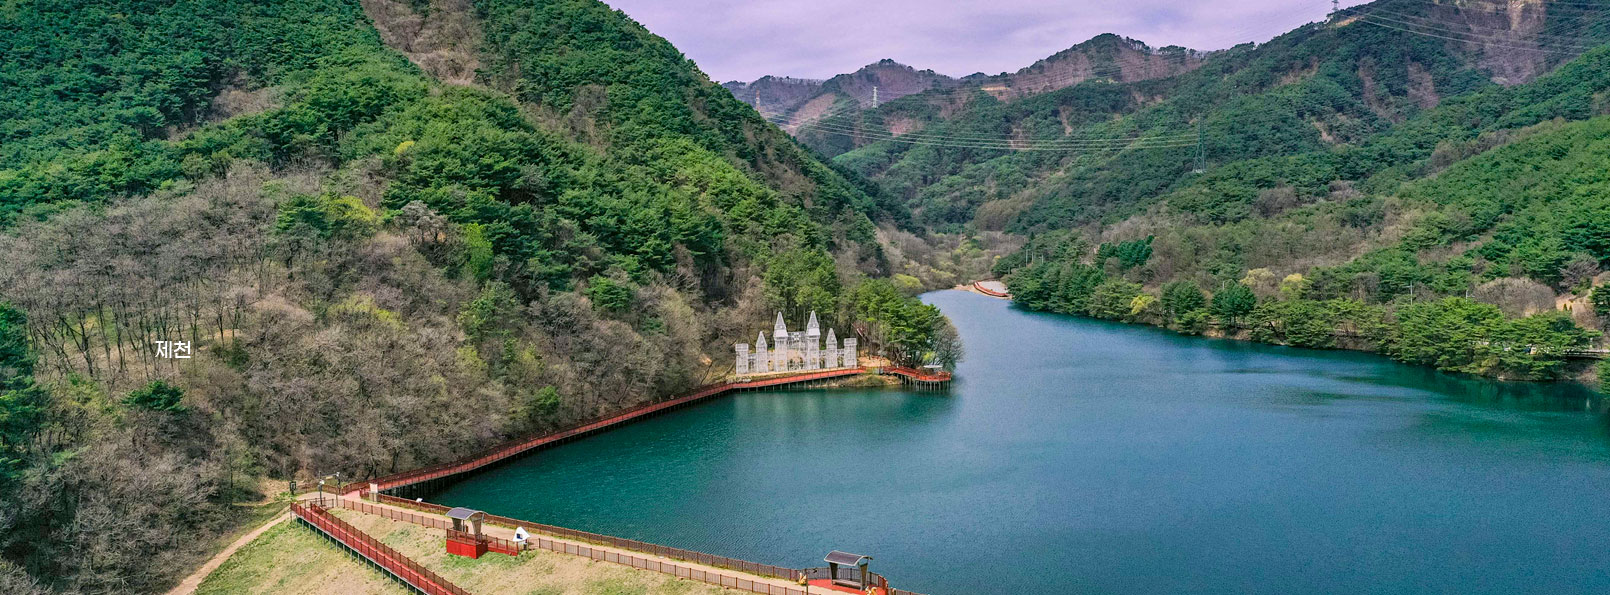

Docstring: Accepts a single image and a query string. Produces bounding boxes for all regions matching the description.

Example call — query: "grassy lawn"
[195,518,412,595]
[195,507,730,594]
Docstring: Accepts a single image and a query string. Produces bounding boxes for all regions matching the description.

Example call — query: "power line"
[767,116,1202,151]
[757,100,1203,146]
[1343,3,1610,53]
[1359,6,1610,45]
[755,0,1338,130]
[747,0,1610,153]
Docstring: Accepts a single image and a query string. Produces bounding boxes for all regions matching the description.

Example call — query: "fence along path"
[291,501,470,595]
[360,368,867,494]
[330,494,823,595]
[353,492,803,581]
[341,366,937,595]
[884,366,953,382]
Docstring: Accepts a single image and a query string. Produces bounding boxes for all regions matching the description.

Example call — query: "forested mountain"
[778,0,1606,232]
[726,35,1202,158]
[7,0,1610,590]
[816,0,1610,381]
[724,0,1610,379]
[0,0,956,591]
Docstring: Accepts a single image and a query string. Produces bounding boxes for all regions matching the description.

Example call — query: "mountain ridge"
[725,33,1204,130]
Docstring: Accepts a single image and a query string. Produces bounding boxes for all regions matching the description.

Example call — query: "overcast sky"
[607,0,1371,82]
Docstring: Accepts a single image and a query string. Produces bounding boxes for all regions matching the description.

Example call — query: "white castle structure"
[734,311,857,378]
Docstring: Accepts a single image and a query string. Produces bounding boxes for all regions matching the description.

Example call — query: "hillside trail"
[165,511,292,595]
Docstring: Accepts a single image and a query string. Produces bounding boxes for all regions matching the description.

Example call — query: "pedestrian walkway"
[319,493,815,595]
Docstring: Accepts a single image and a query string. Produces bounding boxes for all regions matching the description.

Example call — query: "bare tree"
[1473,277,1557,318]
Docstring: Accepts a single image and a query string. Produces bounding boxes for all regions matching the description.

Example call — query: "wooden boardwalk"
[361,368,871,495]
[972,280,1010,298]
[331,366,940,595]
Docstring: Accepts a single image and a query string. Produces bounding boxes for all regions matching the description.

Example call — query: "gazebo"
[445,507,488,558]
[824,550,873,590]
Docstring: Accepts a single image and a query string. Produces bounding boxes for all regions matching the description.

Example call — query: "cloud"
[607,0,1368,82]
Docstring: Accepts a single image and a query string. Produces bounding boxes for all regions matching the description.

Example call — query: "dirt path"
[166,511,291,595]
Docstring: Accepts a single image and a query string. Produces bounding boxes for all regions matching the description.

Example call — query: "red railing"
[446,529,521,556]
[291,501,471,595]
[328,497,522,556]
[973,281,1010,298]
[523,533,813,595]
[324,366,934,595]
[361,492,804,581]
[885,366,953,382]
[358,368,866,494]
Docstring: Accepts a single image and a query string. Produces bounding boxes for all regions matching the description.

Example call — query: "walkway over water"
[361,366,949,496]
[971,280,1009,298]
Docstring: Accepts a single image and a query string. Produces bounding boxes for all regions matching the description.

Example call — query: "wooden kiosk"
[444,507,488,559]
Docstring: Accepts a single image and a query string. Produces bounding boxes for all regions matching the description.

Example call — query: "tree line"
[1000,230,1602,381]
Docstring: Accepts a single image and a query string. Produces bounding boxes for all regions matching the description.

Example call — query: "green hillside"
[827,0,1610,232]
[751,0,1610,379]
[0,0,951,591]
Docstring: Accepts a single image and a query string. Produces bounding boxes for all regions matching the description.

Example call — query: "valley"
[4,0,1610,593]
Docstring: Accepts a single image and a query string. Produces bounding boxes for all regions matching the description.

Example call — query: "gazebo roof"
[446,507,482,520]
[824,551,869,566]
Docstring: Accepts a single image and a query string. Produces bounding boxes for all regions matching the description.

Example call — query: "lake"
[433,290,1610,594]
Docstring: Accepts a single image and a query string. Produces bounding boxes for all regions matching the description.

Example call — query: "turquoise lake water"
[434,290,1610,594]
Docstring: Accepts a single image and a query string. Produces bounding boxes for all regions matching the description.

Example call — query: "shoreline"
[954,280,1011,299]
[951,287,1604,387]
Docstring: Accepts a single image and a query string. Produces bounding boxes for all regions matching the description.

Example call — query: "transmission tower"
[1192,120,1206,174]
[872,86,878,109]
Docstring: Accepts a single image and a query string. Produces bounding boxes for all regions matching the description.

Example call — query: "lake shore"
[427,290,1610,594]
[965,286,1605,387]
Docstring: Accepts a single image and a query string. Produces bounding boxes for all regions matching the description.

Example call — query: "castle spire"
[806,311,820,336]
[773,311,788,339]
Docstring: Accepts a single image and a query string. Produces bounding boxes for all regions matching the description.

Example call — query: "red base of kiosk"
[446,534,488,559]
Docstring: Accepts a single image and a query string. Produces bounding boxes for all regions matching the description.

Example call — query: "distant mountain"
[813,0,1610,380]
[728,37,1203,129]
[722,75,828,114]
[730,35,1204,158]
[803,0,1610,233]
[725,59,957,122]
[979,34,1205,100]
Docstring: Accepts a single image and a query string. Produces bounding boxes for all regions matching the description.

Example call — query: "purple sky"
[608,0,1371,82]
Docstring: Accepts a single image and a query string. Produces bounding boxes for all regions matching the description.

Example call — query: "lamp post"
[317,479,325,507]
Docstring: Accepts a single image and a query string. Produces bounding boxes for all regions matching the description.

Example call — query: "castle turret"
[825,328,839,368]
[805,311,821,370]
[735,343,750,376]
[772,313,789,372]
[754,331,769,373]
